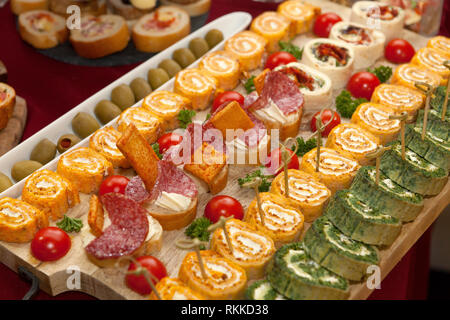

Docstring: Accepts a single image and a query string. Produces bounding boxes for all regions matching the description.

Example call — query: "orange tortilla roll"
[88,194,104,237]
[174,68,218,110]
[245,192,304,248]
[351,102,401,145]
[11,0,48,15]
[132,6,190,53]
[371,84,424,122]
[391,63,442,92]
[199,51,241,91]
[0,197,48,243]
[178,250,247,300]
[326,123,380,166]
[89,126,130,169]
[70,15,129,59]
[57,147,113,194]
[210,218,275,280]
[22,169,80,221]
[300,148,360,195]
[411,47,450,85]
[270,169,331,222]
[427,36,450,57]
[116,123,160,192]
[117,107,164,144]
[149,277,204,300]
[277,0,321,37]
[224,31,267,71]
[18,10,68,49]
[0,83,16,131]
[210,101,254,140]
[142,90,191,130]
[250,11,290,53]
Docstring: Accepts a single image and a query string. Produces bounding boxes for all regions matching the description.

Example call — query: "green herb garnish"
[279,41,303,60]
[367,65,393,83]
[244,76,256,93]
[152,143,163,159]
[292,136,318,156]
[335,90,368,118]
[185,217,212,246]
[238,168,273,192]
[205,113,211,121]
[56,215,83,233]
[178,109,196,129]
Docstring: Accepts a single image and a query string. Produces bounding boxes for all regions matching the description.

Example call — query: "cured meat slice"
[125,175,150,203]
[85,193,149,260]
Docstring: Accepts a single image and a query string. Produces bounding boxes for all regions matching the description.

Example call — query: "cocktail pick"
[242,177,265,226]
[389,111,408,160]
[275,137,299,198]
[176,238,209,280]
[117,256,161,300]
[442,60,450,121]
[207,216,234,254]
[415,81,435,140]
[310,109,334,172]
[365,145,391,185]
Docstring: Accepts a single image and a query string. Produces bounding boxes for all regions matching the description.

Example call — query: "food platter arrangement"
[0,0,449,300]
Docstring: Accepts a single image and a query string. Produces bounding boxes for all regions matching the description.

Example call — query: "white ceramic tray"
[0,11,252,199]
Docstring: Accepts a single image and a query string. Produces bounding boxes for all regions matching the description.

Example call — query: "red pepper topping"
[144,10,176,30]
[339,26,371,45]
[278,67,315,91]
[367,5,399,21]
[316,43,348,65]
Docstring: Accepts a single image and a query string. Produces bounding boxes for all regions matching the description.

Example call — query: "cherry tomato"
[385,39,415,64]
[264,51,297,70]
[311,109,341,137]
[313,13,343,37]
[204,195,244,223]
[157,132,183,153]
[126,256,168,295]
[31,227,71,262]
[265,148,299,175]
[347,71,381,101]
[212,91,245,113]
[99,175,130,196]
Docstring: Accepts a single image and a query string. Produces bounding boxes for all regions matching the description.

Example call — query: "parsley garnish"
[238,168,273,192]
[56,215,83,233]
[178,109,196,129]
[152,143,163,159]
[335,90,368,118]
[367,65,393,83]
[279,41,303,60]
[185,217,212,245]
[244,76,256,93]
[292,136,318,156]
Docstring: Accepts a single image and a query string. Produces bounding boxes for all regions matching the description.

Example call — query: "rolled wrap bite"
[250,11,290,53]
[224,31,267,71]
[174,68,218,110]
[89,126,130,169]
[199,51,241,91]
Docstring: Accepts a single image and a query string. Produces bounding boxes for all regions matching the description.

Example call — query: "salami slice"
[250,71,304,115]
[150,160,198,200]
[243,91,259,110]
[125,176,150,203]
[85,193,149,260]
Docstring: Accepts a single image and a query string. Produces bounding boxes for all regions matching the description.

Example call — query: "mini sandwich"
[0,83,16,131]
[70,14,130,59]
[109,0,154,20]
[49,0,107,17]
[18,10,68,49]
[11,0,48,15]
[301,38,355,89]
[160,0,211,17]
[247,70,304,141]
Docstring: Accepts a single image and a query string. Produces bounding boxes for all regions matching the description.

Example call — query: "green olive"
[130,78,152,101]
[189,38,210,58]
[111,84,136,110]
[205,29,224,48]
[71,112,100,139]
[94,100,122,125]
[158,59,182,78]
[11,160,42,182]
[172,48,196,69]
[57,134,81,154]
[0,172,13,193]
[147,68,170,90]
[30,138,57,165]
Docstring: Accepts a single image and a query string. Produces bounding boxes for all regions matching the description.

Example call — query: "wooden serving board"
[0,96,27,157]
[0,0,448,300]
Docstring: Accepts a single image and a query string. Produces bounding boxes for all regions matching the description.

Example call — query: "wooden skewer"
[242,177,265,226]
[414,81,434,140]
[277,137,299,198]
[442,60,450,121]
[208,216,234,254]
[389,111,408,160]
[176,238,209,280]
[365,145,391,185]
[313,109,334,172]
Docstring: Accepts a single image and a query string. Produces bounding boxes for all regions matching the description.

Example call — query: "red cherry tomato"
[212,91,245,113]
[264,51,297,70]
[31,227,71,262]
[204,195,244,223]
[157,132,183,153]
[126,256,168,295]
[265,148,299,175]
[347,71,381,101]
[99,175,130,196]
[385,39,415,64]
[313,13,343,37]
[311,109,341,137]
